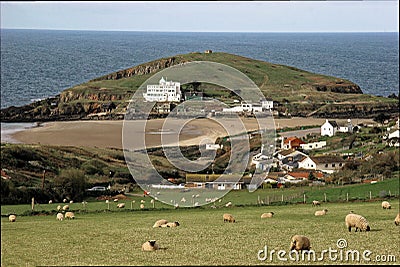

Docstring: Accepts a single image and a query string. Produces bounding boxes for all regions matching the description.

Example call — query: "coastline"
[4,117,377,149]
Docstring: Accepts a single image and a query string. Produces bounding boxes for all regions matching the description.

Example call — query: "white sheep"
[57,205,62,211]
[225,202,232,207]
[114,199,119,202]
[48,200,53,204]
[153,219,168,228]
[161,221,180,228]
[314,209,328,216]
[141,240,159,251]
[345,213,370,232]
[261,212,274,218]
[62,205,69,211]
[394,213,400,226]
[8,214,16,222]
[65,211,75,220]
[223,213,235,223]
[117,203,125,208]
[381,201,391,209]
[290,235,311,251]
[312,200,320,206]
[140,204,145,209]
[63,198,67,203]
[181,197,186,203]
[140,200,145,203]
[56,213,64,221]
[69,200,74,204]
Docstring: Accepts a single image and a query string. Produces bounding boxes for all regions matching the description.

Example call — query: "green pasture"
[2,199,400,266]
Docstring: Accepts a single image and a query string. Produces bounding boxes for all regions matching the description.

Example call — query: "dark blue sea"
[1,29,399,109]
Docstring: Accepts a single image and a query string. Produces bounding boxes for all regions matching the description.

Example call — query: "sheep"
[225,202,232,207]
[142,240,159,251]
[140,200,145,203]
[56,213,64,221]
[57,205,62,211]
[394,213,400,226]
[62,205,69,211]
[153,219,168,228]
[48,200,53,204]
[314,209,328,216]
[290,235,311,251]
[69,200,74,204]
[381,201,391,209]
[63,198,67,203]
[117,203,125,208]
[114,199,119,202]
[312,200,320,206]
[140,204,145,209]
[180,197,186,203]
[345,213,370,232]
[261,212,274,218]
[8,215,16,222]
[65,211,75,220]
[223,213,235,223]
[161,222,180,228]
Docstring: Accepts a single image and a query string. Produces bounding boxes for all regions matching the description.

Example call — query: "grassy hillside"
[2,52,398,121]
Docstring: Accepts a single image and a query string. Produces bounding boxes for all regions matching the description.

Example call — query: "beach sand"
[10,117,376,149]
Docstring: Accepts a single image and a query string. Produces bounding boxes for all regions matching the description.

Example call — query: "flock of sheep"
[7,198,399,254]
[141,199,399,252]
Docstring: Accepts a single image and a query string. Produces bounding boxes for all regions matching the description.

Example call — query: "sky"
[0,1,398,32]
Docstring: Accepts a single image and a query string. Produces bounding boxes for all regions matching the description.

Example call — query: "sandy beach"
[9,117,376,149]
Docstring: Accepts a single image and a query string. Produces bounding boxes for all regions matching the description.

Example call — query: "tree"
[54,169,87,201]
[373,113,391,125]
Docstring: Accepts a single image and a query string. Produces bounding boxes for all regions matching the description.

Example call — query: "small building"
[205,144,222,150]
[185,173,250,190]
[321,119,353,137]
[260,99,274,110]
[298,155,346,174]
[222,102,263,114]
[281,137,305,150]
[143,77,181,102]
[205,50,213,54]
[300,141,327,151]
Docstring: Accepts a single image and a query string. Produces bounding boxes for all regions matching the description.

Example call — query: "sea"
[0,29,399,141]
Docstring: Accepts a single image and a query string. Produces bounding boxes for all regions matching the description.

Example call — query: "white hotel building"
[143,77,182,102]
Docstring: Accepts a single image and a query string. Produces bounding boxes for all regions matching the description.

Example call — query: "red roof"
[283,137,305,147]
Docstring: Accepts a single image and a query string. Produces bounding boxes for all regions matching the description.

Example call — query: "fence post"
[267,196,270,205]
[324,193,327,203]
[31,197,35,211]
[346,193,349,202]
[389,190,391,197]
[282,194,284,203]
[369,191,372,200]
[303,194,306,204]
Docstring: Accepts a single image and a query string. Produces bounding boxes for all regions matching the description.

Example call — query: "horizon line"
[1,28,399,34]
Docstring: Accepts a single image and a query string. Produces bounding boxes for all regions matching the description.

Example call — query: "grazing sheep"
[261,212,274,218]
[57,205,62,211]
[117,203,125,208]
[314,209,328,216]
[225,202,232,207]
[153,219,168,228]
[56,213,64,221]
[381,201,391,209]
[181,197,186,203]
[223,213,235,223]
[161,222,180,228]
[140,200,145,203]
[48,200,53,204]
[394,213,400,226]
[345,213,370,232]
[65,212,75,220]
[142,240,159,251]
[62,205,69,211]
[114,199,119,202]
[8,215,16,222]
[290,235,311,251]
[312,200,320,206]
[140,204,145,209]
[69,200,74,204]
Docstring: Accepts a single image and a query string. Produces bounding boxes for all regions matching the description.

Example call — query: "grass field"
[1,181,400,266]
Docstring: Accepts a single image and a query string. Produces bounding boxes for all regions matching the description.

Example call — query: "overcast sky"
[1,1,398,32]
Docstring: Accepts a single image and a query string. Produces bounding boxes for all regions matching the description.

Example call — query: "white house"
[261,99,274,110]
[222,102,263,113]
[143,77,181,102]
[300,141,327,151]
[205,144,222,150]
[298,155,346,174]
[388,129,399,140]
[321,119,353,137]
